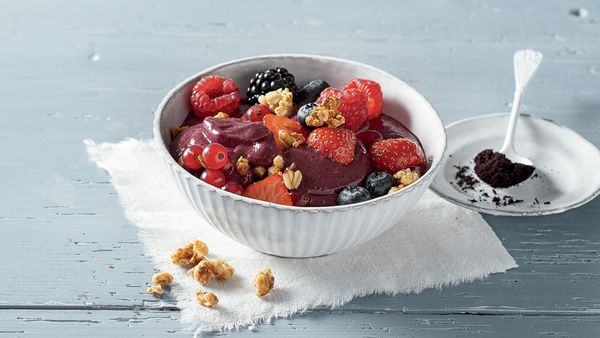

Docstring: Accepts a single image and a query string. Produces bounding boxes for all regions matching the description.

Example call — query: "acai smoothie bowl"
[154,55,446,257]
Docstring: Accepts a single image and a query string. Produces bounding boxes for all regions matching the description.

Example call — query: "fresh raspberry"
[370,138,425,174]
[243,175,293,206]
[263,114,308,149]
[342,78,383,120]
[190,75,241,117]
[317,87,368,132]
[307,127,356,165]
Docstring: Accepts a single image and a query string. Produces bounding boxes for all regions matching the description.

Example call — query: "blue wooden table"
[1,1,599,336]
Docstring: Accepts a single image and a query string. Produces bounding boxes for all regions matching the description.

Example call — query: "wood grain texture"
[0,0,598,336]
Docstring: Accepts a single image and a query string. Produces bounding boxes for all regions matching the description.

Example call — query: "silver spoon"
[499,49,543,166]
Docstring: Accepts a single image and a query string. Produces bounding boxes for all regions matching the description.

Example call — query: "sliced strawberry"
[317,87,368,132]
[243,175,293,206]
[342,78,383,120]
[370,138,425,174]
[263,114,307,149]
[307,127,356,165]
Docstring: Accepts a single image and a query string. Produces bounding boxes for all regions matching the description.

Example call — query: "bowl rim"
[153,53,447,212]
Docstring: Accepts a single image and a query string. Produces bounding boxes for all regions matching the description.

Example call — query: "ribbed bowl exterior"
[164,158,435,257]
[154,54,446,257]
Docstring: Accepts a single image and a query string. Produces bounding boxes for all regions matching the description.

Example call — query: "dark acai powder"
[474,149,535,188]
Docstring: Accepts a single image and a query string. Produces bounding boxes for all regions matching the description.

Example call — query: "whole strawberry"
[342,78,383,120]
[307,127,356,165]
[317,87,368,132]
[370,138,425,173]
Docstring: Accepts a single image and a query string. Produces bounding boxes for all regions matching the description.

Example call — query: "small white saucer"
[430,113,600,216]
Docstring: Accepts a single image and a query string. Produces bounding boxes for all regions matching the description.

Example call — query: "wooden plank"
[1,309,599,337]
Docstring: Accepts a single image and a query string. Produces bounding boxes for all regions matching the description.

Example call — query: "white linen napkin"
[85,138,517,332]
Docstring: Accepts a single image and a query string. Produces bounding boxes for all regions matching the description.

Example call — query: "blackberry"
[246,67,297,104]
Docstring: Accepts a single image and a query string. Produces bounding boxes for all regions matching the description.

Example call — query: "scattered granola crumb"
[152,272,174,286]
[258,88,294,117]
[278,130,305,148]
[106,264,114,269]
[147,284,164,298]
[208,259,235,280]
[253,166,266,179]
[236,156,250,176]
[273,155,285,170]
[214,112,230,119]
[388,186,400,194]
[267,166,281,176]
[196,291,219,307]
[254,268,274,297]
[190,260,213,285]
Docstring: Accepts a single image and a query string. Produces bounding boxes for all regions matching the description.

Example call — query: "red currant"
[200,169,226,188]
[222,182,244,195]
[245,104,272,122]
[201,143,229,170]
[178,145,204,171]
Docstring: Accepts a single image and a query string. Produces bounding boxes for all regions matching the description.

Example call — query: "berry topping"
[178,145,204,171]
[342,78,383,120]
[356,130,383,149]
[296,79,330,106]
[296,102,317,129]
[222,181,244,195]
[317,87,368,131]
[201,143,229,170]
[200,169,227,188]
[370,138,425,174]
[263,114,307,150]
[245,104,272,122]
[243,175,293,206]
[190,75,241,117]
[247,67,297,105]
[307,127,356,165]
[365,171,395,197]
[337,186,371,205]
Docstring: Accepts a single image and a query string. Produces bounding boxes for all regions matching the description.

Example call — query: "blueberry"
[297,102,317,128]
[365,171,395,197]
[337,186,372,205]
[296,80,330,105]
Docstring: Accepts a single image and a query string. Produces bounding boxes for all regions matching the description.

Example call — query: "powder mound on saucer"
[474,149,535,188]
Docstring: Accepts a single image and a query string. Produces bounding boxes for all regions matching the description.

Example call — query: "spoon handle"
[500,49,543,153]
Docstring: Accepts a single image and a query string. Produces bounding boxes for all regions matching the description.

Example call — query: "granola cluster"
[278,130,305,148]
[146,271,173,298]
[268,155,285,176]
[388,168,421,194]
[171,240,209,269]
[258,88,294,117]
[196,290,219,307]
[214,112,230,119]
[236,156,250,176]
[254,268,275,297]
[305,97,345,128]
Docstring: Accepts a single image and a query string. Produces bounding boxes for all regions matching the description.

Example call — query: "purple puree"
[170,117,282,185]
[171,113,426,207]
[285,143,371,207]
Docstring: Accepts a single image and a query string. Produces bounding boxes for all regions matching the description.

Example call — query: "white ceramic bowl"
[154,54,446,257]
